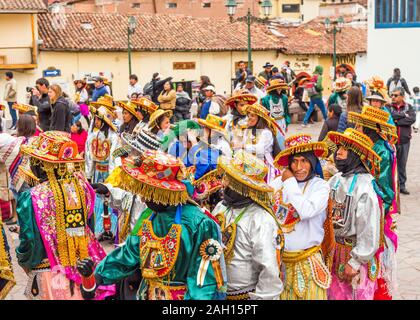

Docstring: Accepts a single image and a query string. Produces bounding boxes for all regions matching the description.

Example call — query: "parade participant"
[78,149,225,300]
[366,76,390,101]
[240,103,283,183]
[85,106,119,237]
[271,134,331,300]
[212,151,283,299]
[90,94,121,129]
[365,93,394,125]
[197,114,231,158]
[255,75,268,92]
[13,103,42,136]
[328,77,351,113]
[16,131,115,300]
[132,97,158,134]
[0,213,15,299]
[224,90,258,149]
[348,106,399,299]
[73,79,90,126]
[148,109,173,139]
[326,128,382,300]
[118,101,141,134]
[261,78,290,148]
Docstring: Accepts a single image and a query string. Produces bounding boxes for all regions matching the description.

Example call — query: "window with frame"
[375,0,420,28]
[202,2,211,8]
[166,2,177,9]
[131,2,141,9]
[282,4,300,13]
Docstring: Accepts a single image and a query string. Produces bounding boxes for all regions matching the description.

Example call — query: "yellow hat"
[118,101,142,121]
[95,106,118,132]
[90,94,116,111]
[347,106,398,142]
[266,78,289,93]
[326,128,381,177]
[225,92,258,109]
[13,103,38,115]
[148,109,173,130]
[243,103,280,135]
[333,77,352,93]
[197,114,227,135]
[132,97,158,115]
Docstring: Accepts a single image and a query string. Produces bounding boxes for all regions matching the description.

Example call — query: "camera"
[26,86,34,93]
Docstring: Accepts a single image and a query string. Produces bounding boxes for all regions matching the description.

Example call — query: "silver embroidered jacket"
[212,202,283,300]
[328,172,381,271]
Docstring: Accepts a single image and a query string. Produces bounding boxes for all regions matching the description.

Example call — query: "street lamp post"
[226,0,272,73]
[324,16,344,81]
[128,16,137,76]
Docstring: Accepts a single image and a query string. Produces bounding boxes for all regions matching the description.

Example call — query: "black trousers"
[397,141,410,190]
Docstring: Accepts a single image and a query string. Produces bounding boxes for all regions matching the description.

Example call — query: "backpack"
[305,75,319,97]
[143,81,154,97]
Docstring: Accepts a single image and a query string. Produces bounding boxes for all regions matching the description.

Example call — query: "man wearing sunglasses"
[389,87,416,195]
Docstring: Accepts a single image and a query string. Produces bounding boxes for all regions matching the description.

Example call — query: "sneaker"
[400,189,410,195]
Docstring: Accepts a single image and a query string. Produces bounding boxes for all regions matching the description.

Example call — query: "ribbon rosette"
[197,239,224,289]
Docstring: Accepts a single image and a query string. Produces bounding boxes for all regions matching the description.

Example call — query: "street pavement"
[3,121,420,299]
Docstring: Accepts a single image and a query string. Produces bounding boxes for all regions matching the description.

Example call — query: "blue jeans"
[303,97,327,125]
[7,102,17,126]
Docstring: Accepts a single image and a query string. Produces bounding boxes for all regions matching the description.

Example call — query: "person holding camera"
[29,78,51,132]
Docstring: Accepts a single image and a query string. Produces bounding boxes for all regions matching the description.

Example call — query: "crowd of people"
[0,64,417,301]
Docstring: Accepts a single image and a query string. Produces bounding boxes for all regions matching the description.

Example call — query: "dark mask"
[334,148,368,177]
[222,187,254,209]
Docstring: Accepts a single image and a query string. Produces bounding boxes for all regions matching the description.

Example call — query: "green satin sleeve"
[184,218,221,300]
[260,95,270,111]
[15,190,46,270]
[94,235,140,285]
[375,143,395,212]
[130,208,153,236]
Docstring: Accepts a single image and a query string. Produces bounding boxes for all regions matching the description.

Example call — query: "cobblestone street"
[4,121,420,300]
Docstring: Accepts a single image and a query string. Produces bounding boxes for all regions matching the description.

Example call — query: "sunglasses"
[391,94,401,97]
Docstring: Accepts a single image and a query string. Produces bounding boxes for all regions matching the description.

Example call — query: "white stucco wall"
[355,53,369,82]
[366,0,420,91]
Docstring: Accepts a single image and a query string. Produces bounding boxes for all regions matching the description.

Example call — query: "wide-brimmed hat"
[365,94,387,103]
[121,130,162,155]
[298,77,311,86]
[13,103,37,115]
[347,106,398,140]
[366,76,389,101]
[197,114,227,135]
[106,149,189,206]
[333,77,352,93]
[225,92,258,109]
[326,128,381,177]
[266,78,289,93]
[217,150,273,212]
[118,101,142,121]
[148,109,173,130]
[21,131,84,163]
[203,85,216,93]
[263,62,274,68]
[255,75,267,87]
[192,169,223,201]
[132,97,158,114]
[94,106,118,132]
[243,103,280,135]
[90,94,116,111]
[274,134,329,168]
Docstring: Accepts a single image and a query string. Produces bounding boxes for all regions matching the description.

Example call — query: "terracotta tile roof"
[0,0,48,12]
[276,19,367,55]
[38,12,284,52]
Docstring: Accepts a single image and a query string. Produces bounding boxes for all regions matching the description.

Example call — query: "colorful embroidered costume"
[0,216,15,299]
[212,151,284,300]
[326,128,382,300]
[91,150,225,300]
[16,131,115,300]
[272,134,332,300]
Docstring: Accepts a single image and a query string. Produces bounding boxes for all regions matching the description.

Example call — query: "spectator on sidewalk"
[199,85,220,119]
[411,86,420,133]
[3,71,17,129]
[234,61,251,88]
[318,104,342,141]
[387,68,411,97]
[49,84,72,132]
[337,86,363,132]
[30,78,51,132]
[127,74,142,99]
[302,65,327,127]
[91,77,108,102]
[158,81,176,114]
[174,83,191,121]
[258,62,274,81]
[389,87,416,195]
[70,120,88,157]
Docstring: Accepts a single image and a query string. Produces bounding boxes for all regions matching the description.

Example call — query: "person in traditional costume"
[13,103,43,136]
[147,109,173,139]
[85,106,119,238]
[89,94,121,130]
[270,134,332,300]
[15,131,115,300]
[77,149,226,300]
[365,94,395,125]
[223,91,258,149]
[132,97,158,134]
[239,103,282,184]
[118,101,141,134]
[328,77,351,113]
[212,151,284,300]
[326,128,382,300]
[348,106,399,300]
[261,78,290,149]
[0,211,16,299]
